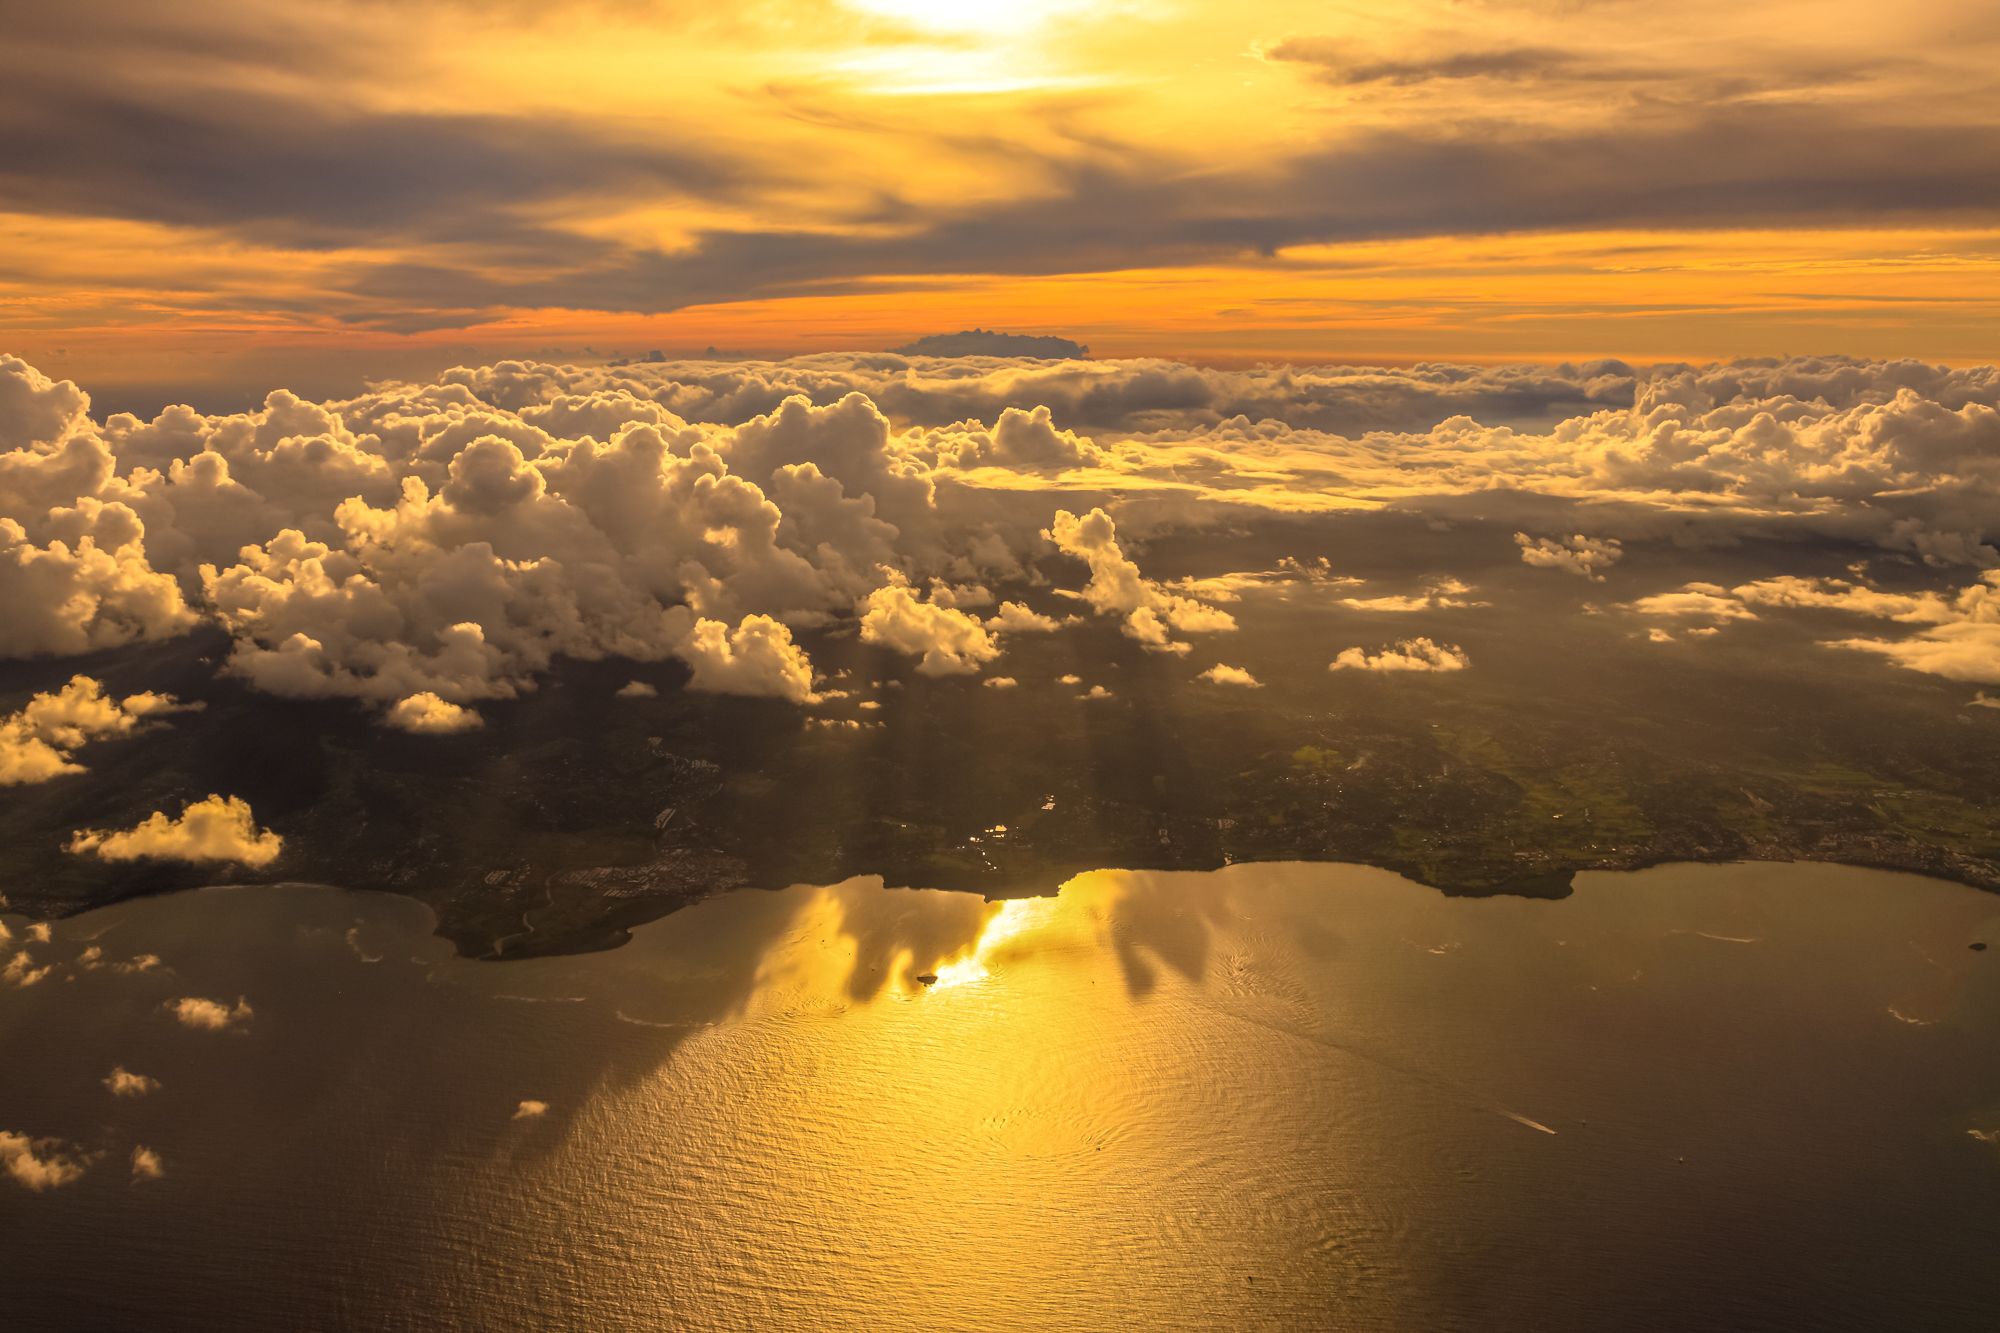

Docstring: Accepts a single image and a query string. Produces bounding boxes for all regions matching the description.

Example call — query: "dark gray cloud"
[333,105,2000,321]
[0,72,741,248]
[4,0,1998,333]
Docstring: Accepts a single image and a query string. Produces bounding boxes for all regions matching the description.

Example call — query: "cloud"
[1267,39,1587,88]
[103,1067,160,1097]
[1045,507,1236,653]
[0,674,193,786]
[1515,532,1623,580]
[512,1099,549,1120]
[130,1145,164,1182]
[1197,663,1262,687]
[0,1130,87,1191]
[680,614,819,702]
[616,680,658,698]
[1627,583,1759,622]
[1330,638,1470,673]
[3,951,54,989]
[383,691,483,735]
[1338,577,1482,612]
[325,106,2000,329]
[983,676,1018,689]
[859,576,1001,676]
[9,350,2000,736]
[1618,570,2000,682]
[69,795,283,868]
[1833,623,2000,684]
[986,601,1062,634]
[0,508,196,656]
[0,51,741,249]
[169,996,254,1031]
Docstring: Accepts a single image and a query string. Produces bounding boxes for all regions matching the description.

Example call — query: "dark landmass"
[890,330,1089,359]
[6,511,2000,958]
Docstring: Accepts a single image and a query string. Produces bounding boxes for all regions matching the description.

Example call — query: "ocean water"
[3,861,1998,1330]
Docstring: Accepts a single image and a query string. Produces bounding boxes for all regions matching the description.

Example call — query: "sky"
[6,0,2000,402]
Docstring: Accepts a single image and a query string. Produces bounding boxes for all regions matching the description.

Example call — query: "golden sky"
[6,0,2000,397]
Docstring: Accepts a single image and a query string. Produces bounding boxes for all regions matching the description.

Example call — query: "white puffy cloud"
[0,507,195,656]
[513,1099,549,1120]
[68,795,283,868]
[1515,533,1623,580]
[104,1067,160,1097]
[0,354,93,452]
[0,1130,86,1191]
[169,996,254,1031]
[859,577,1001,676]
[1198,663,1262,687]
[679,614,819,702]
[0,675,193,786]
[9,350,2000,731]
[1044,507,1236,652]
[130,1146,165,1182]
[986,601,1062,634]
[984,676,1018,689]
[383,691,483,734]
[1330,638,1470,673]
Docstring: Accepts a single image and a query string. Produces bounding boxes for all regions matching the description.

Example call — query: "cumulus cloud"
[8,350,2000,733]
[169,996,254,1031]
[512,1099,549,1120]
[1515,532,1623,580]
[103,1067,160,1097]
[679,614,819,702]
[69,795,283,868]
[859,576,1001,676]
[615,679,658,698]
[984,676,1018,689]
[1045,507,1235,653]
[0,509,196,656]
[0,676,194,786]
[985,601,1062,634]
[383,691,483,734]
[0,1130,86,1191]
[1197,663,1262,687]
[1330,638,1470,673]
[130,1145,164,1182]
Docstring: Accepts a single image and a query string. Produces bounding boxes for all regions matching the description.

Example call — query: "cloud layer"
[5,350,2000,732]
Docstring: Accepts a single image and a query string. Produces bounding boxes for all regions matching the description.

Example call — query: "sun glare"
[928,896,1066,988]
[845,0,1084,38]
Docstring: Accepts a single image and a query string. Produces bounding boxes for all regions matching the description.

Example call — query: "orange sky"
[6,0,2000,399]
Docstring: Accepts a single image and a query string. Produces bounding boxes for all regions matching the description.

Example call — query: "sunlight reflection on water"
[3,861,1999,1330]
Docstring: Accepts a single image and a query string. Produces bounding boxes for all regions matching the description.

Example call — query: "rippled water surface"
[4,861,1999,1330]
